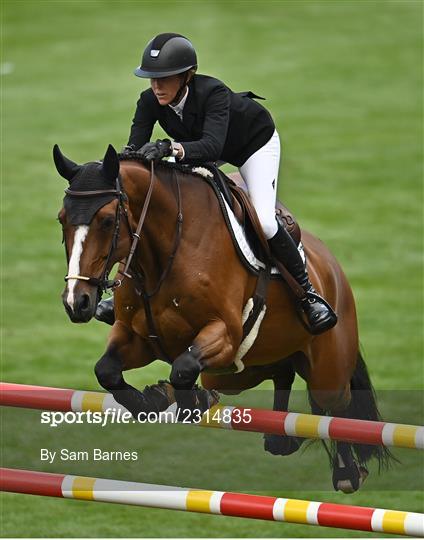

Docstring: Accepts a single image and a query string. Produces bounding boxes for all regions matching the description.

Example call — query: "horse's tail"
[348,351,394,469]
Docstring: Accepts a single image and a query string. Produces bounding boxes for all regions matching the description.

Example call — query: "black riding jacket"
[128,74,275,167]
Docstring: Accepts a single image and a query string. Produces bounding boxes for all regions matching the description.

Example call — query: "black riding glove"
[138,139,172,162]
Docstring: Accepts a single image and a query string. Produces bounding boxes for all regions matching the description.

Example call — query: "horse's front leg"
[170,319,240,421]
[94,321,172,418]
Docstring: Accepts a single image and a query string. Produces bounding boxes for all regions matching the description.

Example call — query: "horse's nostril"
[80,294,90,312]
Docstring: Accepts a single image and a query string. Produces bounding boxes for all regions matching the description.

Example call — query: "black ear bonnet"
[64,163,118,226]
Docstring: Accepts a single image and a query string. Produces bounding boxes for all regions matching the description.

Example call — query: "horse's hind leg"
[307,335,379,492]
[264,355,305,456]
[309,395,369,493]
[311,351,391,493]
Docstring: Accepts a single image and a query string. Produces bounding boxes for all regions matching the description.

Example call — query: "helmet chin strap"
[171,71,190,106]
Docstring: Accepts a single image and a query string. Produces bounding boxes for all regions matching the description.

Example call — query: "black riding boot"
[95,296,115,326]
[268,223,337,335]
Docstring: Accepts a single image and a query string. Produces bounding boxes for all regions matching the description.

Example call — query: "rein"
[120,162,156,281]
[115,162,183,298]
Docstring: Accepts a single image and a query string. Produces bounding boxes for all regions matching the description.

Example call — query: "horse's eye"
[101,216,115,230]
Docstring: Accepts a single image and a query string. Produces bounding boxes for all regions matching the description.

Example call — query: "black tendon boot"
[95,296,115,326]
[268,223,337,335]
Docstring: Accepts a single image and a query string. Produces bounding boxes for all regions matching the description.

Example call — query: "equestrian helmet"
[134,33,197,78]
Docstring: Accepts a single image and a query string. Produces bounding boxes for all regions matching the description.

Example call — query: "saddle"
[211,167,301,261]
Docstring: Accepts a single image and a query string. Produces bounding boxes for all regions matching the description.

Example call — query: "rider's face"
[150,74,183,106]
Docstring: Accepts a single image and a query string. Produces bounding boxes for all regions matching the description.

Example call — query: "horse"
[54,144,391,493]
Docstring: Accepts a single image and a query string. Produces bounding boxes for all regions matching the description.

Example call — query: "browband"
[64,188,121,197]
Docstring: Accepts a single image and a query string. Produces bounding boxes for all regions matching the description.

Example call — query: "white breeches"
[238,129,280,239]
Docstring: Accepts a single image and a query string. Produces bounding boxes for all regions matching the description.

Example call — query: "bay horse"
[54,144,391,493]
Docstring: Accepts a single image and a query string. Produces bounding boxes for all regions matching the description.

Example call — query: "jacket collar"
[160,78,197,138]
[181,78,197,131]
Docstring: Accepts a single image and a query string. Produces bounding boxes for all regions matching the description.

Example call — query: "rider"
[96,33,337,334]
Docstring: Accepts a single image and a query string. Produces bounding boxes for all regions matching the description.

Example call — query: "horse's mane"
[117,152,210,182]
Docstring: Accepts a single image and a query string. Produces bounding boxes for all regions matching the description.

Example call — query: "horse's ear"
[102,144,119,184]
[53,144,80,182]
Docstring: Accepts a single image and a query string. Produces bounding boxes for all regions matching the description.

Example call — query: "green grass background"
[1,0,423,537]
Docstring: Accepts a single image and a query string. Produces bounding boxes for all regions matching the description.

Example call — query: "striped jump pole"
[1,382,423,450]
[1,468,423,536]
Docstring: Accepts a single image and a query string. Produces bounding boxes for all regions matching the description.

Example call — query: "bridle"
[63,177,132,293]
[63,161,183,301]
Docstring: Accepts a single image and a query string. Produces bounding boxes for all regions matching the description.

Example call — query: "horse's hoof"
[174,385,220,423]
[194,385,220,410]
[142,381,175,411]
[146,382,220,419]
[264,433,304,456]
[333,464,369,493]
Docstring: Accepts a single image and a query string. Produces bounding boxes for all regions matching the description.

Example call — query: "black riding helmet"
[134,33,197,79]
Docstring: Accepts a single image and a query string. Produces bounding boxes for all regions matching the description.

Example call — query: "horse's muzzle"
[62,286,99,323]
